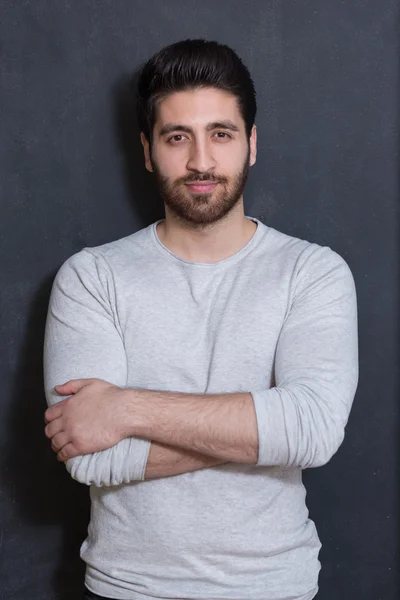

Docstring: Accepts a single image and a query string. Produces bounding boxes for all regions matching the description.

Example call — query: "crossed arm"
[43,247,358,486]
[44,378,259,478]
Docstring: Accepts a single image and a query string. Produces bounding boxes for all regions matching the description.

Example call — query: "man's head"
[136,39,257,226]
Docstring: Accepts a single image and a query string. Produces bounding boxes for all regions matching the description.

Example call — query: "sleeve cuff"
[250,389,288,467]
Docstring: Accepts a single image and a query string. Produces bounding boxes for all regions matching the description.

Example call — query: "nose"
[186,139,216,174]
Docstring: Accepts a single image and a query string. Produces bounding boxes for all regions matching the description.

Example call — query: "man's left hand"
[44,379,130,462]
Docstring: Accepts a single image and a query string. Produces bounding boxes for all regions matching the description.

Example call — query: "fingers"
[54,378,97,396]
[51,432,70,452]
[45,377,98,424]
[44,403,63,424]
[45,418,69,455]
[57,443,77,462]
[44,418,63,439]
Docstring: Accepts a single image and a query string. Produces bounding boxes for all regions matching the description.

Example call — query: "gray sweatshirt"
[43,216,358,600]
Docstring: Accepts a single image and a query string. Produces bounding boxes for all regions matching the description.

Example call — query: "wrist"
[120,387,152,438]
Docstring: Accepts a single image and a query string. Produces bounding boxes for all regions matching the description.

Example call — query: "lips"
[185,182,218,193]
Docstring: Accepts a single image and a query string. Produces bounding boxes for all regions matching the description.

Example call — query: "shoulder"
[262,222,353,274]
[56,223,154,282]
[255,220,356,298]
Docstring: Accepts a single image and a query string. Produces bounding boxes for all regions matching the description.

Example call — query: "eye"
[167,134,187,144]
[213,132,232,141]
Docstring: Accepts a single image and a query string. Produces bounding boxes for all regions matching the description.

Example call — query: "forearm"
[129,389,259,464]
[144,441,228,480]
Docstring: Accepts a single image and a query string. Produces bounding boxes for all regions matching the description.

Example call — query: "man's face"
[141,87,257,226]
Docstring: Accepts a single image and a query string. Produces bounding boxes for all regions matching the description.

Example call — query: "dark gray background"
[0,1,398,599]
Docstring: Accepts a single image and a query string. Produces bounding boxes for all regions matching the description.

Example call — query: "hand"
[44,378,130,461]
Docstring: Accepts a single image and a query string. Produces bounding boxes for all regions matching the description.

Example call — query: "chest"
[119,264,290,393]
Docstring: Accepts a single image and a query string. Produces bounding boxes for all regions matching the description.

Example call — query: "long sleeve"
[251,245,359,468]
[43,249,151,486]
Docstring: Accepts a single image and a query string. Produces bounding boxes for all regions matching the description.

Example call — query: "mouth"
[185,182,218,193]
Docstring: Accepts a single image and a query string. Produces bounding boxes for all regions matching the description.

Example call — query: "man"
[43,39,358,600]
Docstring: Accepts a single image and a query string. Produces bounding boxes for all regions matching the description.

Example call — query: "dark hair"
[136,39,257,145]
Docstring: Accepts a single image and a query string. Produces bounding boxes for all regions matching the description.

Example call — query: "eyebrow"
[158,120,241,137]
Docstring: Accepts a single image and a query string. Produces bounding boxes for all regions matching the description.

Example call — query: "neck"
[156,204,257,264]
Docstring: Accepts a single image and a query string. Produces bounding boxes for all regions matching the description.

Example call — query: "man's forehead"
[154,88,243,128]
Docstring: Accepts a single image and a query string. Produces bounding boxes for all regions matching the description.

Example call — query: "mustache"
[180,174,228,184]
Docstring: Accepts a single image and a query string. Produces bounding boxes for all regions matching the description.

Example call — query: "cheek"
[153,149,187,179]
[215,155,244,177]
[215,142,247,168]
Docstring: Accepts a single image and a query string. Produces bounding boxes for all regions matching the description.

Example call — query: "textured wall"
[0,1,398,598]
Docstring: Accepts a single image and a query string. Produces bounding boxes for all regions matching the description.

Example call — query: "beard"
[151,147,250,226]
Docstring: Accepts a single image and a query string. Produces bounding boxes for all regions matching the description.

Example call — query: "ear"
[249,125,257,167]
[140,132,153,172]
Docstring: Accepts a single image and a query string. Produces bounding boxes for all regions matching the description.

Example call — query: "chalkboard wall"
[0,1,398,599]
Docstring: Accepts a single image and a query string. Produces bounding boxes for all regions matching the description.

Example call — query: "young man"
[43,39,358,600]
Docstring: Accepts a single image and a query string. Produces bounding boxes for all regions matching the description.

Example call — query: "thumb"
[54,379,94,395]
